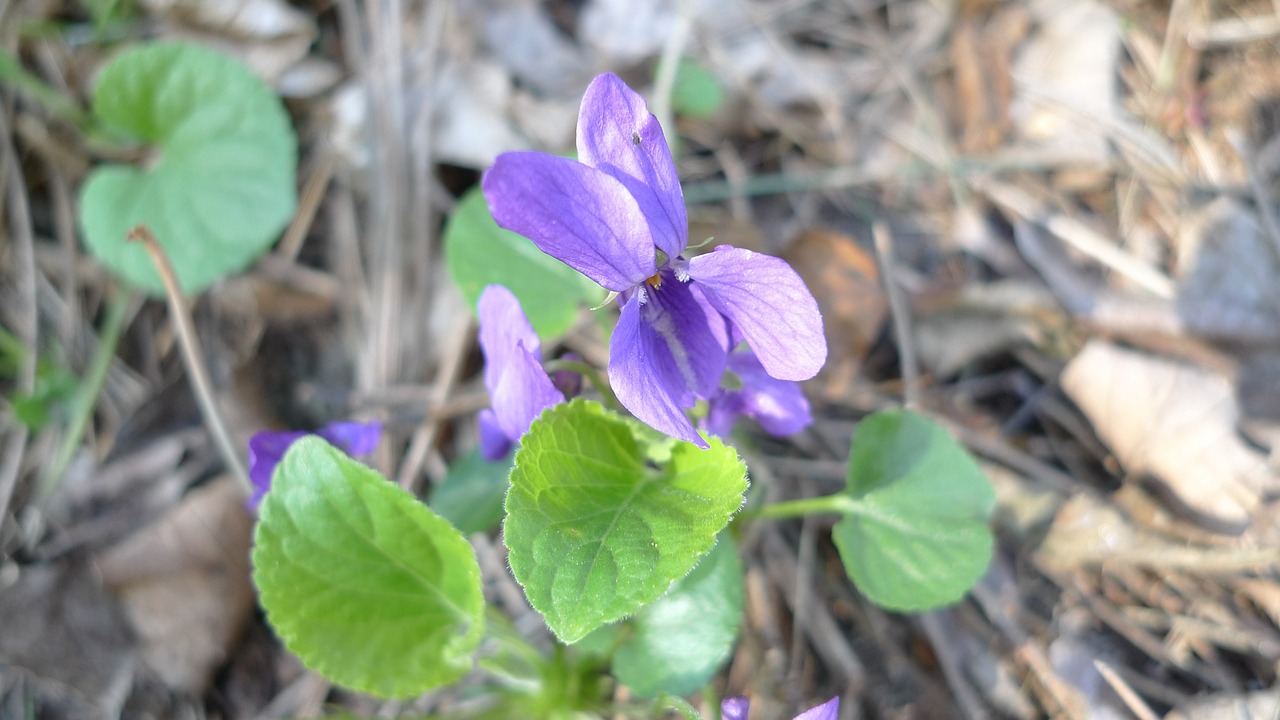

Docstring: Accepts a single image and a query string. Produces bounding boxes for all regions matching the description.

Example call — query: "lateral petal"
[478,285,541,394]
[726,350,812,437]
[688,247,827,381]
[478,409,513,461]
[577,73,688,260]
[483,152,655,291]
[608,294,708,447]
[491,341,565,444]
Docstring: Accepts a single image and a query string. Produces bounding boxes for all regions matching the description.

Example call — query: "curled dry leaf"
[1061,340,1275,534]
[96,476,256,694]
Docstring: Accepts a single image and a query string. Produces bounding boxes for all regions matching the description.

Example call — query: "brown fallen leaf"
[96,476,256,694]
[951,0,1029,154]
[1061,340,1274,534]
[783,228,887,399]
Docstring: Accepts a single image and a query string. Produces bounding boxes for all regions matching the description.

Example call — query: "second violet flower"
[483,73,826,447]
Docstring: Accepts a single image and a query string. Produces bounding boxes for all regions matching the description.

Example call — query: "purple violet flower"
[477,285,565,460]
[482,73,825,448]
[722,696,840,720]
[247,420,382,511]
[705,349,813,438]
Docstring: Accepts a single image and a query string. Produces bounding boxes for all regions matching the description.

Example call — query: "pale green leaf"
[504,399,746,643]
[253,437,484,697]
[833,409,995,612]
[79,42,296,295]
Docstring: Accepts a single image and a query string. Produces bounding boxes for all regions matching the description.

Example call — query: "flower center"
[645,273,663,290]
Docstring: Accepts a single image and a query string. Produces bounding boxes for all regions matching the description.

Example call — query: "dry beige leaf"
[96,476,256,694]
[1011,0,1121,165]
[1165,689,1280,720]
[1061,340,1273,534]
[912,279,1063,377]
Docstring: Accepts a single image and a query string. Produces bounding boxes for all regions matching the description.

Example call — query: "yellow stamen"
[645,273,663,290]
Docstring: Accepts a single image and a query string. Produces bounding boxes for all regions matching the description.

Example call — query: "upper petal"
[688,247,827,381]
[577,73,688,260]
[478,285,542,394]
[483,152,656,291]
[491,341,565,443]
[608,293,709,448]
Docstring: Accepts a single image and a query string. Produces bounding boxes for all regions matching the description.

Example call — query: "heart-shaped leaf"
[253,436,484,697]
[430,446,512,535]
[80,42,297,295]
[504,399,746,643]
[833,409,995,612]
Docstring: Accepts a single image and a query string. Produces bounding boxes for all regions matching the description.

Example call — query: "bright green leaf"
[444,187,602,340]
[253,436,484,697]
[504,399,746,643]
[430,446,512,534]
[80,42,297,295]
[833,409,995,612]
[611,536,743,697]
[670,58,725,119]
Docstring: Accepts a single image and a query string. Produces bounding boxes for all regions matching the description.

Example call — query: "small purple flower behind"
[705,349,813,439]
[722,696,839,720]
[477,285,565,460]
[483,73,826,449]
[247,420,382,511]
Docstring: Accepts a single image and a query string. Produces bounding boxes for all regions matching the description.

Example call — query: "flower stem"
[128,225,252,496]
[742,493,854,522]
[543,358,621,413]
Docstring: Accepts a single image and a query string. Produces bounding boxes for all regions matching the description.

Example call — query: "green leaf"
[444,187,602,340]
[79,42,297,295]
[611,536,743,697]
[670,58,725,119]
[430,447,512,534]
[253,436,484,697]
[504,399,746,643]
[832,409,995,612]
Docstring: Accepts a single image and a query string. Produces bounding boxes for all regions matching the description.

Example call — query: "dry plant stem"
[395,316,471,490]
[872,221,920,410]
[128,226,251,496]
[274,153,335,262]
[1093,660,1160,720]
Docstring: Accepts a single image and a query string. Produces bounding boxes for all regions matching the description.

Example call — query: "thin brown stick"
[128,225,251,495]
[872,220,920,410]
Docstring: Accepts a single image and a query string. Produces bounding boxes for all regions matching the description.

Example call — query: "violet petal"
[608,293,708,447]
[478,285,542,395]
[721,696,750,720]
[726,351,812,437]
[688,246,827,381]
[478,409,513,461]
[577,73,688,261]
[794,697,840,720]
[491,341,565,443]
[316,420,382,457]
[247,429,307,510]
[482,152,656,291]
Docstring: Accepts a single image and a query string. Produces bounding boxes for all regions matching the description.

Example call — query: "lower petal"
[608,294,709,447]
[688,246,826,381]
